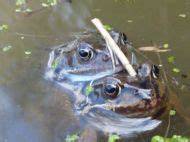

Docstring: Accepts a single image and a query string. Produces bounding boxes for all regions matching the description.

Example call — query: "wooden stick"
[91,18,137,77]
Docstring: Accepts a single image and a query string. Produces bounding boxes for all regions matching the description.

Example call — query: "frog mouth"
[77,100,160,118]
[82,107,161,136]
[56,66,123,82]
[62,65,123,74]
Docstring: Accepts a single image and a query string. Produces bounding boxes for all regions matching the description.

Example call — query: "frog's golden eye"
[104,83,120,99]
[78,42,94,61]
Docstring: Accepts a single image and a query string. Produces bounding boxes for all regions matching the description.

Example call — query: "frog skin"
[80,63,168,118]
[44,63,165,136]
[46,31,132,82]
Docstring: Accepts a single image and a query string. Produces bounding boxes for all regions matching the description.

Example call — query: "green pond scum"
[0,24,8,32]
[41,0,58,7]
[15,0,26,6]
[169,110,176,116]
[168,56,175,64]
[167,55,182,75]
[24,51,32,55]
[15,0,58,13]
[15,0,32,13]
[2,45,12,52]
[172,68,180,73]
[108,134,120,142]
[163,43,169,49]
[65,134,79,142]
[151,135,189,142]
[103,25,113,31]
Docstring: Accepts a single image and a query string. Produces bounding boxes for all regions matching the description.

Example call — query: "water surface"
[0,0,190,141]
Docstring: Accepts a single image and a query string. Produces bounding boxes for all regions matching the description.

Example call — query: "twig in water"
[91,18,137,77]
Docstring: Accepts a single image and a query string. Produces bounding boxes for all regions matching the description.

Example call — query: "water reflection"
[81,108,161,136]
[0,89,45,142]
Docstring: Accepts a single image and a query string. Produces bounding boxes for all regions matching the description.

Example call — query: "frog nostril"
[54,48,62,56]
[102,54,110,62]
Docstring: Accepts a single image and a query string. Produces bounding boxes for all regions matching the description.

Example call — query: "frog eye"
[78,42,94,61]
[104,83,120,99]
[120,33,128,45]
[151,65,159,79]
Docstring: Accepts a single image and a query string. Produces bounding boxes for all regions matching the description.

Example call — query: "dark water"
[0,0,190,141]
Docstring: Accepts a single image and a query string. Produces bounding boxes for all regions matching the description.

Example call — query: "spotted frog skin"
[46,31,167,118]
[81,63,168,118]
[46,31,131,82]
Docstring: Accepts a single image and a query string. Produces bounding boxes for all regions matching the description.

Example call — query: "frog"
[46,31,132,82]
[79,63,168,118]
[45,31,167,136]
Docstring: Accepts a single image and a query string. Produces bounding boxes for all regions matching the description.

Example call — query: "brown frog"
[80,63,168,118]
[46,31,132,82]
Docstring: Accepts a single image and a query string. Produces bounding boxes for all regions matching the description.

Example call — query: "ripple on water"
[0,89,46,142]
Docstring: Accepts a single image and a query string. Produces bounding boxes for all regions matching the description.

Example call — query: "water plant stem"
[91,18,137,77]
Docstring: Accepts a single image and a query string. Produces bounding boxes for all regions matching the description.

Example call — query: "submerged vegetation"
[15,0,32,13]
[41,0,58,7]
[15,0,58,14]
[65,134,79,142]
[0,24,8,31]
[108,134,120,142]
[151,135,189,142]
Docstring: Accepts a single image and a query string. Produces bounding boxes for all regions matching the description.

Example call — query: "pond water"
[0,0,190,141]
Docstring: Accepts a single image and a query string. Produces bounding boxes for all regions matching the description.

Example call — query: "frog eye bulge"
[120,33,128,45]
[104,83,120,99]
[78,42,94,61]
[151,65,159,79]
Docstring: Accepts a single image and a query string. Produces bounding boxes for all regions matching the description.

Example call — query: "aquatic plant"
[65,134,79,142]
[15,0,32,13]
[108,134,120,142]
[0,24,8,32]
[151,135,189,142]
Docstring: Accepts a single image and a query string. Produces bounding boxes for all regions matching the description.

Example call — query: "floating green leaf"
[85,85,93,96]
[41,3,50,7]
[151,135,164,142]
[173,68,180,73]
[49,0,57,6]
[108,134,120,142]
[15,8,21,12]
[25,51,31,55]
[2,45,12,52]
[65,134,79,142]
[0,24,8,31]
[167,56,175,64]
[21,36,25,40]
[127,20,133,23]
[41,0,58,7]
[172,135,189,142]
[16,0,26,6]
[25,8,32,12]
[178,14,187,18]
[152,135,189,142]
[163,43,169,49]
[104,25,113,31]
[15,0,32,13]
[169,109,176,116]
